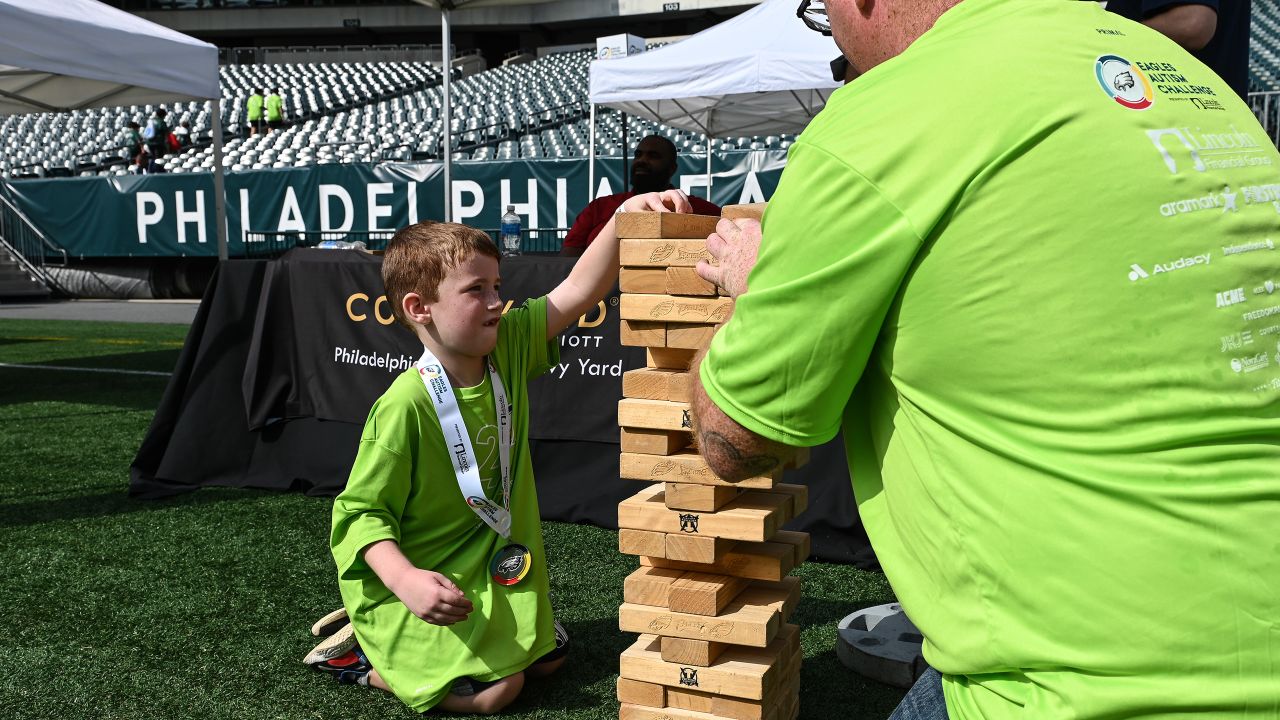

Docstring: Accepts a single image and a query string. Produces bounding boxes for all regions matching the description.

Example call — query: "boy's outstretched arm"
[545,189,693,339]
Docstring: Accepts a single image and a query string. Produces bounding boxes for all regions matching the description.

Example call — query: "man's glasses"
[797,0,832,36]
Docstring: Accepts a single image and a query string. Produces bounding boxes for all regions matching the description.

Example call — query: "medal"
[490,543,532,586]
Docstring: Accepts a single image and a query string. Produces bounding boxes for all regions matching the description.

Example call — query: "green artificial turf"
[0,318,906,719]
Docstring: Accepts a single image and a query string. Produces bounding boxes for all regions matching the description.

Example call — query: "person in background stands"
[265,88,285,134]
[247,88,264,136]
[1104,0,1251,99]
[559,135,720,257]
[124,121,144,174]
[142,108,169,174]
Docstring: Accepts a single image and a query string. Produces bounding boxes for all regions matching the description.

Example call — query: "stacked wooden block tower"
[614,204,810,720]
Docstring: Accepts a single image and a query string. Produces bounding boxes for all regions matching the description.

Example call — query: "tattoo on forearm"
[700,431,781,480]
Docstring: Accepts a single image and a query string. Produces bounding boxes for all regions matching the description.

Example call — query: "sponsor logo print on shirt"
[1126,253,1211,281]
[1215,287,1247,308]
[1230,352,1271,374]
[1095,55,1153,110]
[1144,125,1271,174]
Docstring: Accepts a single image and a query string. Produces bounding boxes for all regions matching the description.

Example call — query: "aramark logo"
[1127,253,1211,281]
[1096,55,1153,109]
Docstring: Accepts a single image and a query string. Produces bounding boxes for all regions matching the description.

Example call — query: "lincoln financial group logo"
[1095,55,1153,110]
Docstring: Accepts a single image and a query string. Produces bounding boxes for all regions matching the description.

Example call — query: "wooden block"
[617,677,666,708]
[621,268,670,294]
[642,539,795,582]
[619,398,693,433]
[666,323,719,351]
[720,203,767,222]
[665,482,742,512]
[620,528,668,558]
[664,686,715,714]
[773,530,810,565]
[620,451,777,490]
[771,483,809,516]
[783,446,809,470]
[624,368,683,401]
[647,347,696,370]
[668,572,751,616]
[621,319,666,347]
[624,566,686,607]
[620,239,713,268]
[661,637,728,668]
[621,427,689,455]
[620,582,795,648]
[616,212,721,239]
[618,485,787,542]
[665,533,733,564]
[622,294,733,325]
[621,704,726,720]
[736,577,803,623]
[666,266,718,296]
[619,632,787,699]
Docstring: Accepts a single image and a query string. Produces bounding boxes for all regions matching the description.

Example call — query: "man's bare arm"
[690,346,796,483]
[1143,3,1217,51]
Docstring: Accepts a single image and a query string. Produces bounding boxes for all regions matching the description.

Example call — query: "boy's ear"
[402,292,431,326]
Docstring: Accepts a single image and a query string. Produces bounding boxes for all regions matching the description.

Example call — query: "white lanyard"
[415,347,513,539]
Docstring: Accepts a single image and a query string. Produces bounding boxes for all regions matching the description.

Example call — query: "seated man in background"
[560,135,719,257]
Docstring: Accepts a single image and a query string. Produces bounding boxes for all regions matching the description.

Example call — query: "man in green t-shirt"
[246,88,263,136]
[265,89,284,133]
[693,1,1280,718]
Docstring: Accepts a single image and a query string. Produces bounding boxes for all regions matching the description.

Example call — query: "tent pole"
[588,103,596,200]
[706,136,713,204]
[212,96,228,261]
[621,111,628,191]
[442,7,452,222]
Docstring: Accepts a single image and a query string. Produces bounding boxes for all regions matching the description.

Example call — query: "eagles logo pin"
[490,543,532,586]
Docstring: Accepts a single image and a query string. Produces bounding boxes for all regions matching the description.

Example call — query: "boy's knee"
[471,673,524,714]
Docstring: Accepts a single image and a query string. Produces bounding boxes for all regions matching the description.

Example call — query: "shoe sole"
[303,623,356,665]
[311,607,349,637]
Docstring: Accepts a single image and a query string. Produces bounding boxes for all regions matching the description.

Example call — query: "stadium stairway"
[0,246,50,299]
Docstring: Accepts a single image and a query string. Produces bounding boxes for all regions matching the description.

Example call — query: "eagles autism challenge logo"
[1095,55,1153,110]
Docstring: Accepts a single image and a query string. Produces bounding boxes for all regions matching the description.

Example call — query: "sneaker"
[312,647,373,686]
[303,622,356,665]
[310,607,348,637]
[553,619,569,650]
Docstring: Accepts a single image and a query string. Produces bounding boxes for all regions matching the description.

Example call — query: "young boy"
[312,189,693,714]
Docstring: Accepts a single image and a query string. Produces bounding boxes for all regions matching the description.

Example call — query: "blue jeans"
[888,668,948,720]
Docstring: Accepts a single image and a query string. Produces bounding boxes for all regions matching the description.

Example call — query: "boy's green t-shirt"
[702,0,1280,717]
[331,297,559,712]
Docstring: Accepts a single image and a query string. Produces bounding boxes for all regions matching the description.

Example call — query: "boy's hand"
[621,189,693,214]
[395,569,474,625]
[697,217,761,299]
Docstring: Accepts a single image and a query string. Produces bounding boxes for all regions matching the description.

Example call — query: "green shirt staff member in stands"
[265,89,284,132]
[246,88,264,136]
[691,1,1280,719]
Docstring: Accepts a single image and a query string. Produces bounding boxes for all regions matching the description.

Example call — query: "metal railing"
[243,227,569,258]
[1247,90,1280,146]
[0,182,70,295]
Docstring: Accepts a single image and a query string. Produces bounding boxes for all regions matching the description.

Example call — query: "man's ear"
[402,292,431,326]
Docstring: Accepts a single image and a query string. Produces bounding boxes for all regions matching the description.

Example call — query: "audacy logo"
[1128,253,1211,281]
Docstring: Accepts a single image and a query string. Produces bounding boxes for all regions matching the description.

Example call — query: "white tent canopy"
[0,0,218,114]
[588,0,841,139]
[0,0,228,259]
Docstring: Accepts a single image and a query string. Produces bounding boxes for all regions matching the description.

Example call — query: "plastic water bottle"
[500,206,521,256]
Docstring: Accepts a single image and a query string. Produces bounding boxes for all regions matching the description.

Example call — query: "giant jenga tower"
[614,204,809,720]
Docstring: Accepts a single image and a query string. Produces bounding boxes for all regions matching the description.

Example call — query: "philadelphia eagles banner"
[6,151,789,258]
